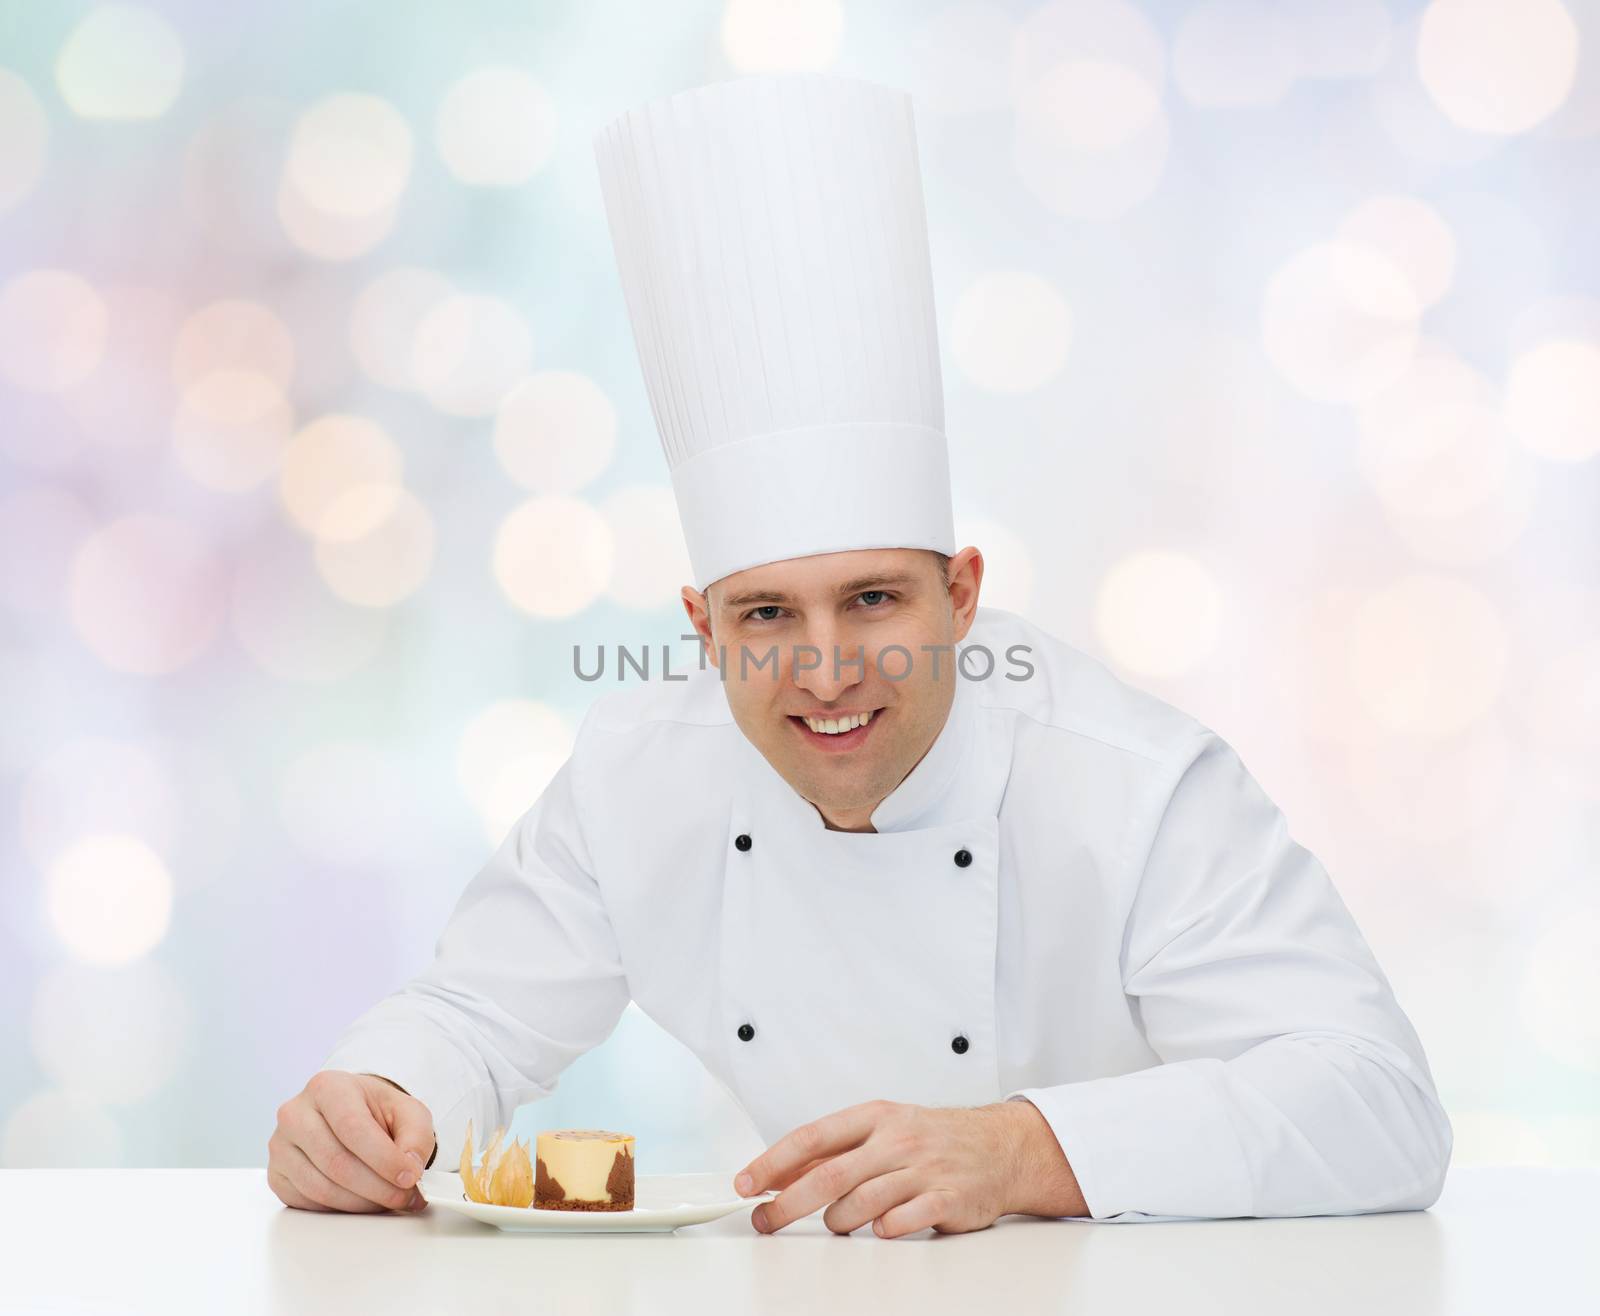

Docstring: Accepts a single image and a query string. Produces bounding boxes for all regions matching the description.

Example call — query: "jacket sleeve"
[320,727,631,1161]
[1004,729,1453,1221]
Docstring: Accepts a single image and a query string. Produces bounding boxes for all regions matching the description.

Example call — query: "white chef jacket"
[323,606,1452,1221]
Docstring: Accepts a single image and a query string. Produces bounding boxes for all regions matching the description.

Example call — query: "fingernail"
[406,1150,424,1171]
[752,1205,768,1230]
[397,1168,416,1188]
[735,1173,753,1195]
[408,1189,425,1211]
[873,1219,885,1237]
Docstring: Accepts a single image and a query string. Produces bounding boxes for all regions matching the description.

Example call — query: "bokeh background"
[1,0,1597,1174]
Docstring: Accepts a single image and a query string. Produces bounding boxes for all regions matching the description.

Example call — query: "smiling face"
[682,545,983,831]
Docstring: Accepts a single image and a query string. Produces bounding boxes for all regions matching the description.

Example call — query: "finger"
[754,1142,891,1234]
[316,1086,422,1196]
[874,1189,953,1239]
[297,1108,415,1211]
[280,1141,388,1214]
[372,1086,435,1169]
[823,1167,922,1236]
[268,1166,329,1212]
[737,1100,884,1196]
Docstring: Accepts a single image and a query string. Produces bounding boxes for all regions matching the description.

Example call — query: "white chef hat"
[593,72,954,592]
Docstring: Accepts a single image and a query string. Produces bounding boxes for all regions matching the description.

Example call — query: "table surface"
[0,1166,1593,1315]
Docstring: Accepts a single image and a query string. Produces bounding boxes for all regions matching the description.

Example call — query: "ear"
[681,585,720,669]
[945,547,984,642]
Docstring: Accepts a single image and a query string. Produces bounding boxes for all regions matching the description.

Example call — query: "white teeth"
[803,710,876,735]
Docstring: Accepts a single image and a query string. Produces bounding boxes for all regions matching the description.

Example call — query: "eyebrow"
[719,572,923,611]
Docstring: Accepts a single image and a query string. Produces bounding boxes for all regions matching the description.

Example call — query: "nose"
[789,619,865,704]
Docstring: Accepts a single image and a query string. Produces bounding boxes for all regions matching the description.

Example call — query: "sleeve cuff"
[1006,1060,1255,1220]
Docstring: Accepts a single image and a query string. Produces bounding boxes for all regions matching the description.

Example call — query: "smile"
[787,709,882,753]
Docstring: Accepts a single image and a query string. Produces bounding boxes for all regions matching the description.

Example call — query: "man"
[268,72,1451,1235]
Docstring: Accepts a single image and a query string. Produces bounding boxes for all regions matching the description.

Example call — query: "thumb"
[376,1086,437,1168]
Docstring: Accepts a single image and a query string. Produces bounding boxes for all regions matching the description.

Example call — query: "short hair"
[929,549,951,593]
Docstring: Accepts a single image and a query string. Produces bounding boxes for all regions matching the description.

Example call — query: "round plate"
[419,1168,776,1233]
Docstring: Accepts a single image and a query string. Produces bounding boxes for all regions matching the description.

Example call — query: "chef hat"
[593,73,954,592]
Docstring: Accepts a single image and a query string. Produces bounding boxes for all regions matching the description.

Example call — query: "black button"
[953,849,972,868]
[951,1035,969,1054]
[735,833,752,851]
[737,1023,755,1042]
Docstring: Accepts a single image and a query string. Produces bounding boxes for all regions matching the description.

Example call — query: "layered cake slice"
[534,1129,635,1211]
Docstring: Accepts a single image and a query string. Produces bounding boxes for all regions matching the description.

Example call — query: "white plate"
[419,1168,776,1233]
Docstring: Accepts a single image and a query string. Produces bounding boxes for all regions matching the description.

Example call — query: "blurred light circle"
[20,737,178,873]
[1271,586,1386,748]
[0,69,48,213]
[0,269,108,393]
[1013,0,1166,88]
[494,370,617,494]
[31,960,190,1104]
[172,299,295,392]
[602,485,692,612]
[950,272,1071,394]
[1338,196,1457,309]
[280,414,405,538]
[285,92,412,217]
[1356,350,1509,520]
[1174,1,1297,108]
[231,539,388,682]
[1144,331,1277,494]
[722,0,843,71]
[1521,910,1600,1072]
[1261,241,1419,404]
[456,700,574,844]
[69,515,223,675]
[436,68,557,185]
[413,293,534,416]
[2,1090,123,1168]
[55,4,184,121]
[313,486,435,607]
[908,2,1017,116]
[1010,0,1169,219]
[172,368,295,493]
[275,177,397,261]
[494,495,613,618]
[1344,719,1513,845]
[1024,58,1160,149]
[1505,338,1600,461]
[1417,0,1578,135]
[0,485,95,617]
[1356,346,1535,565]
[1285,0,1391,79]
[279,741,416,867]
[58,283,182,452]
[1094,550,1221,679]
[46,835,173,966]
[953,517,1035,616]
[1349,573,1506,739]
[1012,65,1169,218]
[349,267,455,391]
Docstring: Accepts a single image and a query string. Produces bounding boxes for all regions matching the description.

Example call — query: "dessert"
[534,1129,635,1211]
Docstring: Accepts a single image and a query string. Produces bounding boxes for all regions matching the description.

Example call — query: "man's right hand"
[268,1071,437,1213]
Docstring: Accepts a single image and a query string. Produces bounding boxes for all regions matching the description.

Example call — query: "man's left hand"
[732,1098,1082,1238]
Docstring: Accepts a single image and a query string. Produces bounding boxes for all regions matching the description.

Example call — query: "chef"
[267,72,1452,1235]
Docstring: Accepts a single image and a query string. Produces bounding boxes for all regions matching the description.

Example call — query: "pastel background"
[1,0,1596,1173]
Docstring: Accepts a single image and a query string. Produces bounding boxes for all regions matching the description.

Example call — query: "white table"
[0,1167,1593,1314]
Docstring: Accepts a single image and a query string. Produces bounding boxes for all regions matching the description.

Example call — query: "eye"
[856,590,892,607]
[745,605,785,622]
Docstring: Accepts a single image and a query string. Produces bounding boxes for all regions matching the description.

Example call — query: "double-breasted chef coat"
[323,606,1452,1221]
